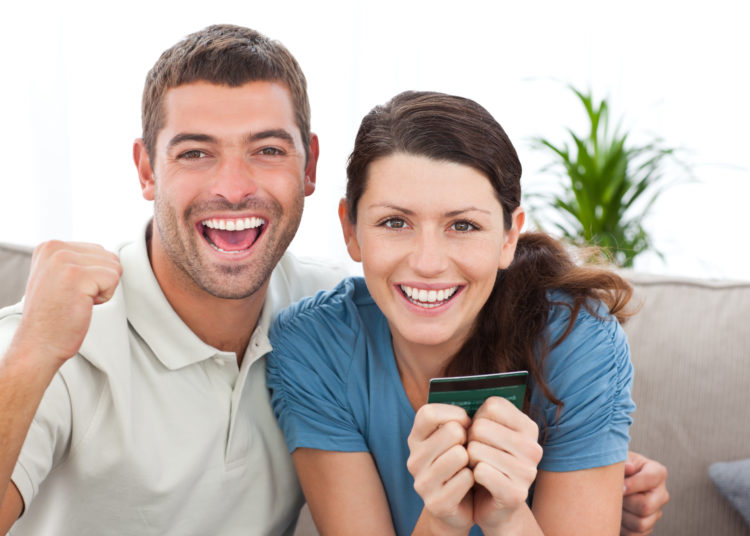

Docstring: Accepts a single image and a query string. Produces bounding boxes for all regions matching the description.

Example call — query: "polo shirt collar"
[119,224,220,370]
[241,286,274,368]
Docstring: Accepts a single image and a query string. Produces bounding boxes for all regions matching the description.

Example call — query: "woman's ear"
[338,198,362,262]
[498,207,525,269]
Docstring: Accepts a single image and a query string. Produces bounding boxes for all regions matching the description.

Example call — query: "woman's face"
[340,152,524,361]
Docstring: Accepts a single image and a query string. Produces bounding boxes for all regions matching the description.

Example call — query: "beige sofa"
[2,242,749,535]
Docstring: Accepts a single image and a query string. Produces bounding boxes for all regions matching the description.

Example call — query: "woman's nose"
[408,230,449,276]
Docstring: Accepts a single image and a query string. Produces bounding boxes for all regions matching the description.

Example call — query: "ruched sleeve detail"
[267,278,370,454]
[532,297,635,472]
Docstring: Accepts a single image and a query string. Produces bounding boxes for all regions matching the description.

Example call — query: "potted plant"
[530,86,684,268]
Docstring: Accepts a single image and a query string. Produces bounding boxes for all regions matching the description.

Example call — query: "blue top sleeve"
[530,294,635,471]
[267,279,370,453]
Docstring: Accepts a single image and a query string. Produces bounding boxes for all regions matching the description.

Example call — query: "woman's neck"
[391,334,464,411]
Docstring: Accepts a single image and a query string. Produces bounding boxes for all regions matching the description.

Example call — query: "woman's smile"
[397,284,462,309]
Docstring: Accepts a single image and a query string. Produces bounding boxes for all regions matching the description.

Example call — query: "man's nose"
[209,155,258,203]
[408,229,449,277]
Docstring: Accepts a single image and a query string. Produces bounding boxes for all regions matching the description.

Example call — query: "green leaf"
[529,84,688,267]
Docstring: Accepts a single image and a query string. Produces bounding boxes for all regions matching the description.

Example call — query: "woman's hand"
[407,403,475,535]
[467,396,543,532]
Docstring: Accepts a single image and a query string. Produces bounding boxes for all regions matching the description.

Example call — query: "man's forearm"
[0,338,59,506]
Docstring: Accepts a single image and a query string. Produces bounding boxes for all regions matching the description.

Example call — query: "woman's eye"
[451,221,477,232]
[383,218,407,229]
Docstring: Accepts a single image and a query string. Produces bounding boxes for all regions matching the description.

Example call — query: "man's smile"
[200,217,267,253]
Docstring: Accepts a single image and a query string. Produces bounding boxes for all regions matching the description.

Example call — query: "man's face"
[137,80,317,300]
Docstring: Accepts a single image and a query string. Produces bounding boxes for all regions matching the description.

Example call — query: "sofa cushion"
[624,272,750,535]
[710,459,750,528]
[0,242,32,308]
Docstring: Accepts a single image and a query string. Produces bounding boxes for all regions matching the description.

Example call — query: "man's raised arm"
[0,241,121,532]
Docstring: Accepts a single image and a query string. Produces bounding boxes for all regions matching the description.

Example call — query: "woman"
[267,91,634,535]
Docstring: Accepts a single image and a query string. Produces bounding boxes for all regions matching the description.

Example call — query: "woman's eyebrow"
[368,204,491,217]
[444,207,491,217]
[368,203,414,215]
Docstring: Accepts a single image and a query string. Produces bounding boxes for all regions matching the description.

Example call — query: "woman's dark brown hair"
[345,90,633,410]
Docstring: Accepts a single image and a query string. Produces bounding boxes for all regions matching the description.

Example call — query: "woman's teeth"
[400,285,458,308]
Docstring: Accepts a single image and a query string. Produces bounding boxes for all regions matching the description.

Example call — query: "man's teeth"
[400,285,458,308]
[202,217,264,231]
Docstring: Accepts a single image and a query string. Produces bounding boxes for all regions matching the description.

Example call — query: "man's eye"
[383,218,407,229]
[451,221,477,232]
[179,150,207,159]
[259,147,284,156]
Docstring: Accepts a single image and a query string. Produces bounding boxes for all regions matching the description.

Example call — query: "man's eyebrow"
[166,129,296,151]
[244,129,296,145]
[167,133,216,150]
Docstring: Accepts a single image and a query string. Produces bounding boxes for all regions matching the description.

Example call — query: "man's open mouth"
[201,217,266,253]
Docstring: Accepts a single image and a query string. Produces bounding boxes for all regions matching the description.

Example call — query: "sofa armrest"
[0,242,33,308]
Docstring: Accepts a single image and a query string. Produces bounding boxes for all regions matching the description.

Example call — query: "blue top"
[267,277,634,536]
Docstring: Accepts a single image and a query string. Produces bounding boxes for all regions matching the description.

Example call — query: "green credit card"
[427,371,528,417]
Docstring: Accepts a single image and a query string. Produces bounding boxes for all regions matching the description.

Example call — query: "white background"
[2,0,748,280]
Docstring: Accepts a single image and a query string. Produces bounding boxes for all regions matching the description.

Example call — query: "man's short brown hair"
[141,24,311,165]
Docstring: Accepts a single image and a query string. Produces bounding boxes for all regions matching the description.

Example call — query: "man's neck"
[162,281,268,365]
[146,234,268,365]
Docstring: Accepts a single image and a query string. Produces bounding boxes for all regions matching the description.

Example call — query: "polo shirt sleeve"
[11,372,73,509]
[533,299,635,472]
[0,308,73,511]
[267,281,369,454]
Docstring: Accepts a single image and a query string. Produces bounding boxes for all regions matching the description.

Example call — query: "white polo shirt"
[1,227,346,535]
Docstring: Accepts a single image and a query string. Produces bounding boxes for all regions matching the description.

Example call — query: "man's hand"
[14,241,122,368]
[621,451,669,536]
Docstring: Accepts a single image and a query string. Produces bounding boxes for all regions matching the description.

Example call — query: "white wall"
[2,0,748,280]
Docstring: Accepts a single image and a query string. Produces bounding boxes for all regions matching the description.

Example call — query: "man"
[0,24,667,535]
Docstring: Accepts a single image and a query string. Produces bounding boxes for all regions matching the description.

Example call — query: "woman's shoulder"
[546,289,625,347]
[542,289,631,385]
[272,276,376,334]
[268,276,386,378]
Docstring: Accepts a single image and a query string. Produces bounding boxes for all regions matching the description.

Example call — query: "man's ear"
[498,207,525,269]
[303,133,320,196]
[133,138,155,201]
[338,198,362,262]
